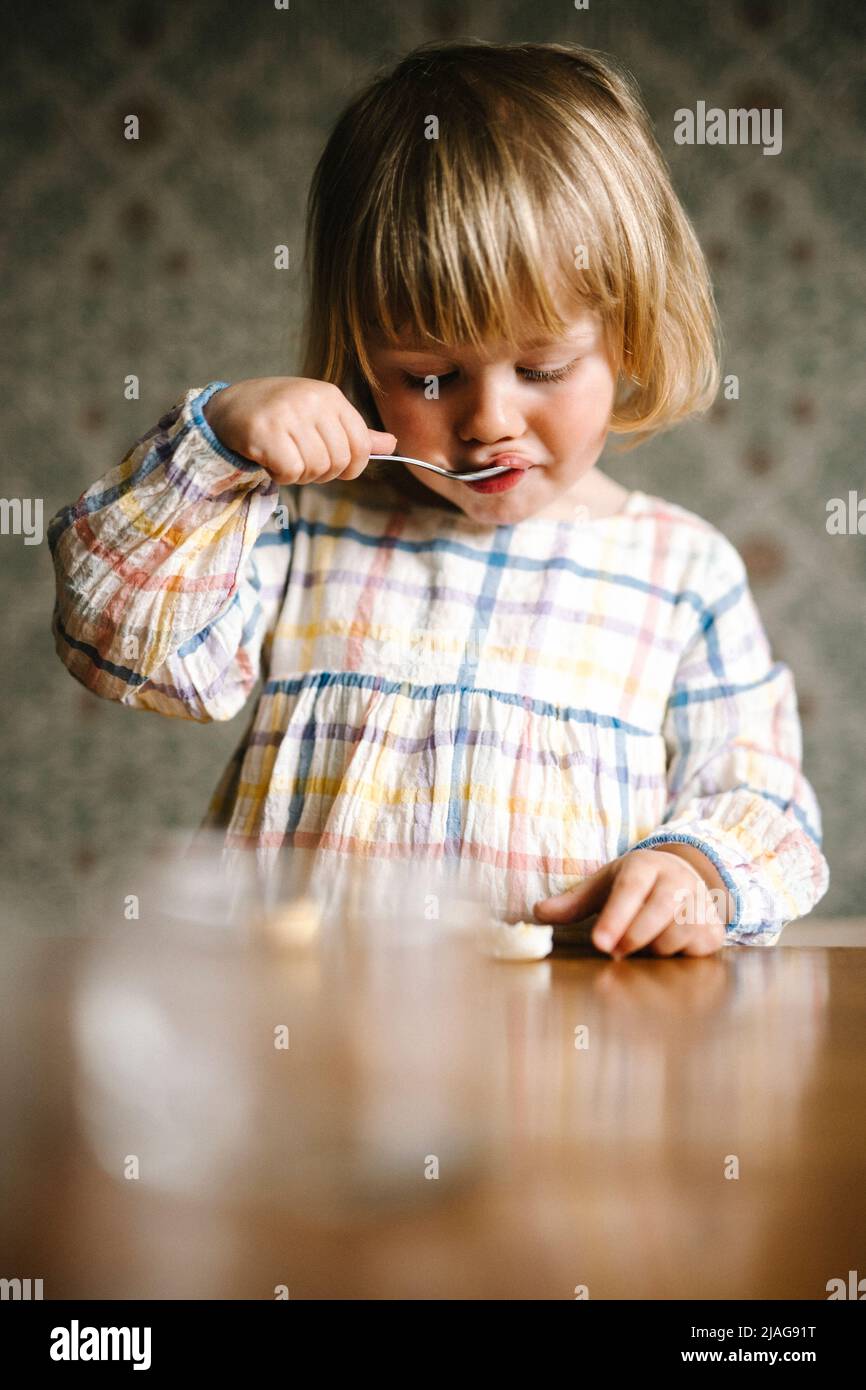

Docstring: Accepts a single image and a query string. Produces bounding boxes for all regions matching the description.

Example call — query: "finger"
[332,405,372,483]
[337,408,379,481]
[259,430,306,485]
[591,858,660,954]
[310,419,354,483]
[337,394,398,467]
[533,861,619,924]
[605,882,681,958]
[287,423,331,481]
[368,428,398,453]
[647,919,695,957]
[680,919,728,957]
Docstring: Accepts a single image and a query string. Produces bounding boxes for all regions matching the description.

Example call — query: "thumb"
[368,429,398,453]
[533,860,619,923]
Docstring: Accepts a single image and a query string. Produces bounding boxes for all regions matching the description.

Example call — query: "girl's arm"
[47,382,293,723]
[629,533,830,946]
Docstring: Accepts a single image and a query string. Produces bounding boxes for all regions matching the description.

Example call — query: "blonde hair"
[299,38,721,457]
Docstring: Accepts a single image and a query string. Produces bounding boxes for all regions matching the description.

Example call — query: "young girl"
[48,39,828,957]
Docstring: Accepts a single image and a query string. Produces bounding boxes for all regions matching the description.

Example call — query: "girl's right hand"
[202,377,398,485]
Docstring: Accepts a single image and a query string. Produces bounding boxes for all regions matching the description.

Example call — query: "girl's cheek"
[554,369,616,433]
[392,396,443,440]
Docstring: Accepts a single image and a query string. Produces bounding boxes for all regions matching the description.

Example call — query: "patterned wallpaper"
[2,0,863,931]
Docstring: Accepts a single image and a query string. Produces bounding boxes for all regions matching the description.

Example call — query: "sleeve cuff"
[629,823,828,946]
[189,382,272,476]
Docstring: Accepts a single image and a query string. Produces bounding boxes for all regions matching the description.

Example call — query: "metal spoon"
[369,452,514,482]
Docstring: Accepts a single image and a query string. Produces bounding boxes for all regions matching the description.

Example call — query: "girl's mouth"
[465,465,533,495]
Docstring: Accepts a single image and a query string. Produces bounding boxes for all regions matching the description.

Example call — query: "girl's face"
[365,307,618,524]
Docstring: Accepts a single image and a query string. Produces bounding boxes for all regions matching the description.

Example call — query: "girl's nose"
[457,375,526,444]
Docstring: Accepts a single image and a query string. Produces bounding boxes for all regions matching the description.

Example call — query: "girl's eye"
[399,359,580,390]
[519,362,578,382]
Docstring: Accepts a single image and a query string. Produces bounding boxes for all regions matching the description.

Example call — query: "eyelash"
[399,360,580,390]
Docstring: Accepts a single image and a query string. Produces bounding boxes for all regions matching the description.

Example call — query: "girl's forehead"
[376,310,600,354]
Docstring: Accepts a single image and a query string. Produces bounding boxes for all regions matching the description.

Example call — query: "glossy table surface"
[2,915,864,1300]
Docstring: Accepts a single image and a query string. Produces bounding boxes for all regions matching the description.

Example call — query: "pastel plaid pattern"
[48,383,830,941]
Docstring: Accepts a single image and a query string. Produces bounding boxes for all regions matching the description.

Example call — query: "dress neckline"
[426,487,647,532]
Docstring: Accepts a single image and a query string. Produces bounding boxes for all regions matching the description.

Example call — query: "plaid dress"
[48,382,830,941]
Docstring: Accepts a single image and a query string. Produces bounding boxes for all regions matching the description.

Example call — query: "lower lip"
[466,464,533,494]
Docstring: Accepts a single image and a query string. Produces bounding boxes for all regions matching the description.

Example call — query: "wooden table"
[2,916,864,1300]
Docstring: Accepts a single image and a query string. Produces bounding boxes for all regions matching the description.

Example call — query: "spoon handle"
[369,453,513,482]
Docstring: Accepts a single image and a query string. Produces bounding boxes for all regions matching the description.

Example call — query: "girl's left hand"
[532,848,729,959]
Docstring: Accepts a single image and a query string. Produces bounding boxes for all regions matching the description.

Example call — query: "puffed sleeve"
[47,382,295,722]
[629,532,830,945]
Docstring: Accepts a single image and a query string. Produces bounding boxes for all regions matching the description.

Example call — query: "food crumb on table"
[484,919,554,961]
